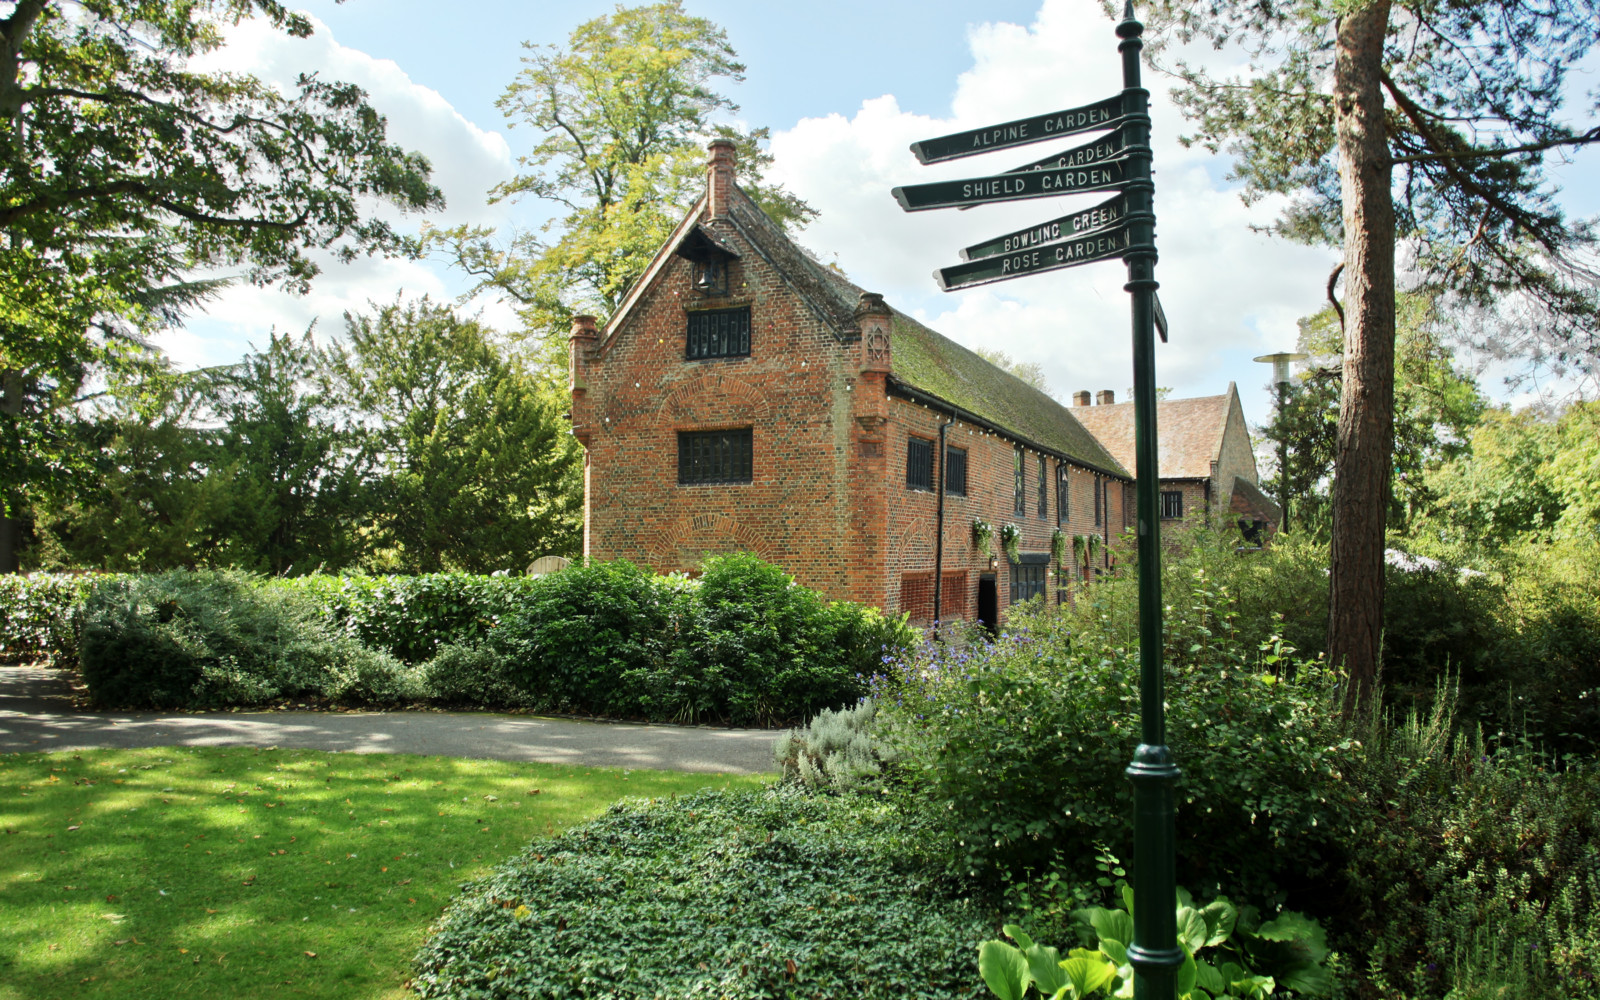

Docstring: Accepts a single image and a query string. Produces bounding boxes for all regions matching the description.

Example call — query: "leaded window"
[945,446,968,496]
[685,307,751,360]
[906,437,934,491]
[1037,455,1048,517]
[1056,464,1069,525]
[1014,447,1026,515]
[1161,490,1184,519]
[677,429,752,484]
[1009,553,1049,605]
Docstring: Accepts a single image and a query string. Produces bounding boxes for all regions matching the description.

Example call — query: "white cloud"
[766,0,1339,422]
[158,15,517,368]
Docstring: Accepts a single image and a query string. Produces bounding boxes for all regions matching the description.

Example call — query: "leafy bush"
[78,571,384,708]
[411,787,992,1000]
[979,889,1334,999]
[774,698,890,790]
[494,554,913,726]
[422,643,527,707]
[0,572,101,664]
[281,573,536,663]
[874,572,1359,907]
[1338,701,1600,999]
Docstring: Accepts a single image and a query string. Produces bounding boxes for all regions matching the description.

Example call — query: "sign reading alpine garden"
[892,5,1183,997]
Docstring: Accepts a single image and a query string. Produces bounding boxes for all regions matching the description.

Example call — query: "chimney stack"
[707,139,737,219]
[1096,389,1116,406]
[1072,390,1091,407]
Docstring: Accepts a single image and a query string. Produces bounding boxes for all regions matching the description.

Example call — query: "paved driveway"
[0,665,780,774]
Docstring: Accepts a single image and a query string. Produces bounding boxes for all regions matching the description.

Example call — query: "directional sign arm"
[893,158,1129,212]
[958,194,1129,261]
[936,225,1132,291]
[909,95,1124,164]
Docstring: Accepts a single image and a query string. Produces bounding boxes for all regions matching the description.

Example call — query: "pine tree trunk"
[1328,1,1395,711]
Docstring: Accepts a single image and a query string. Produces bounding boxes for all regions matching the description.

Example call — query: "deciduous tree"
[0,0,442,569]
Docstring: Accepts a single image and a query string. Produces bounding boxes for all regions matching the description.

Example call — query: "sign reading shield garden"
[890,5,1184,998]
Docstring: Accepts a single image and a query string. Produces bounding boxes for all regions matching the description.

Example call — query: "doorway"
[977,573,998,635]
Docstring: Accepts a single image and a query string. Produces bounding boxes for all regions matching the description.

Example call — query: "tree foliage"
[331,298,582,573]
[0,0,442,557]
[433,1,814,351]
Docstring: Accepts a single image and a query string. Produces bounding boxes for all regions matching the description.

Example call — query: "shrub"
[281,573,536,663]
[774,698,890,790]
[78,571,375,708]
[494,555,914,726]
[874,571,1359,908]
[411,787,993,1000]
[0,572,100,664]
[1338,702,1600,999]
[422,643,526,707]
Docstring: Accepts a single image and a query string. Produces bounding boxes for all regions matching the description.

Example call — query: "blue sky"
[167,0,1600,427]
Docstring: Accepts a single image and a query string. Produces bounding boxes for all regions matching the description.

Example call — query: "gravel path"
[0,665,780,774]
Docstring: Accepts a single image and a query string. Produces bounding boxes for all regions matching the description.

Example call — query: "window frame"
[1161,489,1184,520]
[684,306,752,361]
[1056,463,1070,526]
[945,445,968,496]
[676,428,754,485]
[1009,552,1049,605]
[906,436,935,492]
[1036,454,1048,517]
[1014,447,1026,515]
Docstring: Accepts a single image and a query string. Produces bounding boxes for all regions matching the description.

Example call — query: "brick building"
[568,141,1265,624]
[1070,385,1281,543]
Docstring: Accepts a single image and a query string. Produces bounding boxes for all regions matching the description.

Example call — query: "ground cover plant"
[0,746,761,1000]
[412,786,993,1000]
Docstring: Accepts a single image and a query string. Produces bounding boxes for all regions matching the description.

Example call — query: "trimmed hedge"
[0,572,101,664]
[55,557,911,723]
[78,571,421,709]
[411,787,991,1000]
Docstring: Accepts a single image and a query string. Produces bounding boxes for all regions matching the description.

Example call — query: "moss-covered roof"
[886,313,1129,477]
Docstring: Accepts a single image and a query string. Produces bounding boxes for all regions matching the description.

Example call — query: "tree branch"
[1391,125,1600,164]
[1327,261,1345,331]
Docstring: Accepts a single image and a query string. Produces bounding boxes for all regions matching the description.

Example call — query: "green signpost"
[894,4,1182,997]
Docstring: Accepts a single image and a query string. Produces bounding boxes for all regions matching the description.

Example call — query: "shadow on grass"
[0,746,764,1000]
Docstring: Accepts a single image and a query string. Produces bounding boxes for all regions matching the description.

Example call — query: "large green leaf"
[1194,958,1226,996]
[1060,954,1119,997]
[1255,911,1330,962]
[1176,950,1197,997]
[1176,906,1209,955]
[1200,898,1237,947]
[1026,944,1069,996]
[1278,962,1334,995]
[1078,907,1135,949]
[980,940,1032,1000]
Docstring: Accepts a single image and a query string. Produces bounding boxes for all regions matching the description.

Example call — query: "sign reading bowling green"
[909,95,1124,164]
[959,194,1127,262]
[936,225,1132,291]
[893,158,1128,212]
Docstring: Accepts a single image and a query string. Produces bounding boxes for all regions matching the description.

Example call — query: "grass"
[0,746,767,1000]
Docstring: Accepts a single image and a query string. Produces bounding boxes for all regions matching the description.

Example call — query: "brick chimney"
[1072,390,1091,407]
[1096,389,1116,405]
[707,139,737,220]
[568,314,598,444]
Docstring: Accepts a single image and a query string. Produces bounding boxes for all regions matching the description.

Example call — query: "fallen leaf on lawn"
[106,894,118,902]
[179,949,189,954]
[527,789,541,795]
[206,909,218,914]
[66,825,79,832]
[304,951,317,959]
[100,913,124,922]
[397,878,412,885]
[483,795,498,801]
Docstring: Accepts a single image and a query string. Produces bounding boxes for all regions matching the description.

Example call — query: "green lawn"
[0,746,767,1000]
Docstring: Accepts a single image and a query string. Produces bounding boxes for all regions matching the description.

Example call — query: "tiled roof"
[726,188,1129,477]
[1069,391,1234,480]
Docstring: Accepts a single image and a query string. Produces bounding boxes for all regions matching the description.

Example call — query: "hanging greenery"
[998,523,1021,563]
[1050,528,1068,565]
[972,519,995,558]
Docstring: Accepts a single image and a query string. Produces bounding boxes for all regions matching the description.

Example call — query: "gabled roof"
[602,180,1131,477]
[1069,387,1237,480]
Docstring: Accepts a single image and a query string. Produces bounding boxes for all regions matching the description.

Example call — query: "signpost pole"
[1116,5,1183,999]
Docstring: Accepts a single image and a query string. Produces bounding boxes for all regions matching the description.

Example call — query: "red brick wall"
[572,224,866,602]
[883,401,1127,621]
